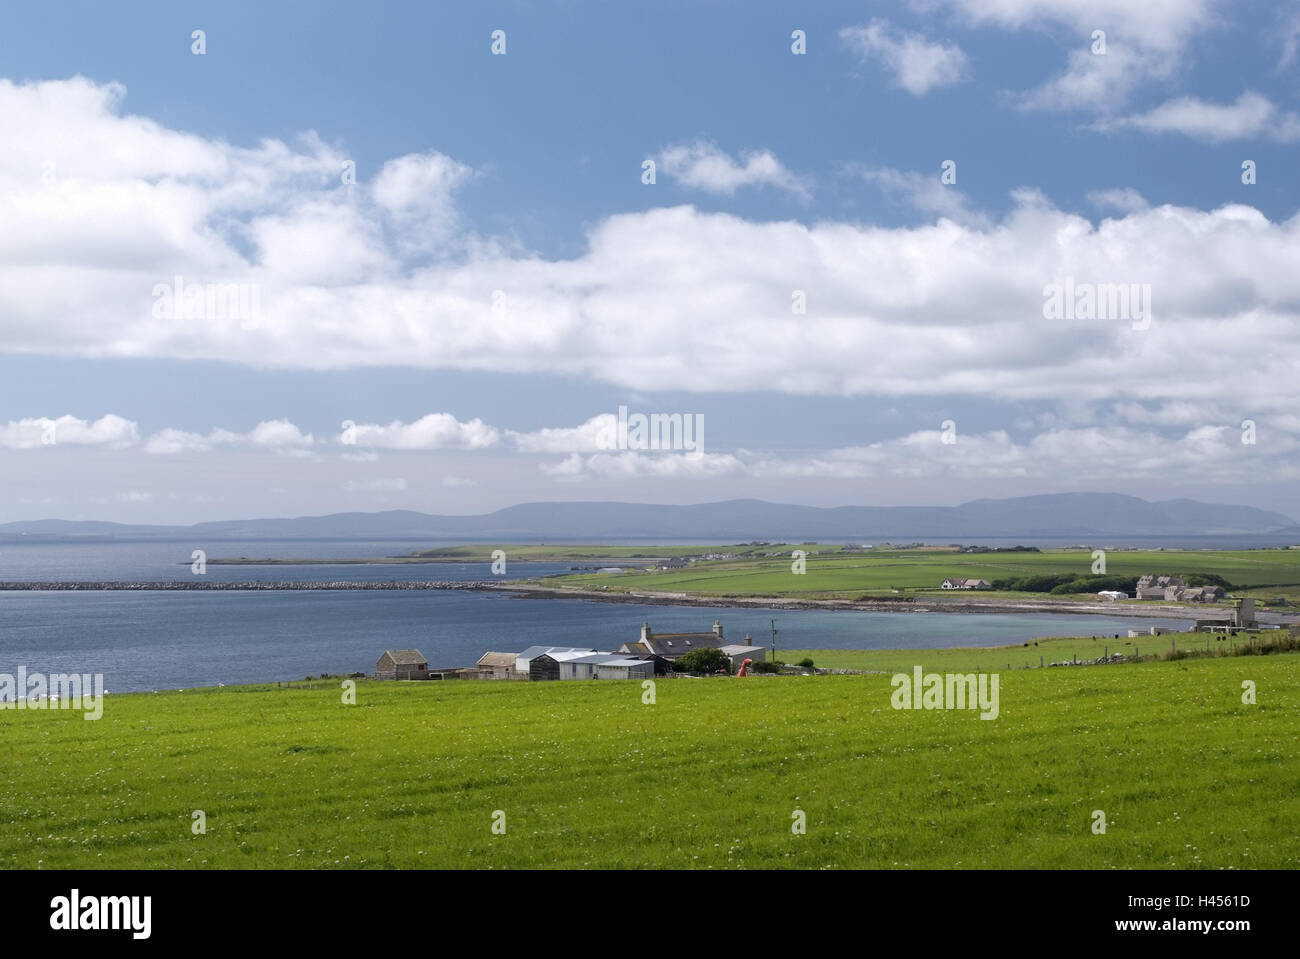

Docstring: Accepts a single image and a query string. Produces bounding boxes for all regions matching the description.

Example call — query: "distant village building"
[1097,590,1128,601]
[375,649,428,680]
[1136,577,1222,603]
[656,558,690,570]
[1137,575,1184,591]
[941,578,991,590]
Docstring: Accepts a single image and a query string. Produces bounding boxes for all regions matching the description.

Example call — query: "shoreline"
[487,582,1299,624]
[4,577,1295,625]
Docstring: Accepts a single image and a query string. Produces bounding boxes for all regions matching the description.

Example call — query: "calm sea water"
[0,541,1185,693]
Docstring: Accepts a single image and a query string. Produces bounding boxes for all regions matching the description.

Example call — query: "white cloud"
[145,419,313,454]
[340,450,379,463]
[338,413,500,450]
[656,141,810,198]
[0,414,138,449]
[848,165,990,227]
[1103,92,1300,142]
[343,477,407,492]
[1281,5,1300,69]
[839,19,970,95]
[509,414,616,453]
[3,77,1300,426]
[541,451,747,479]
[933,0,1224,111]
[531,418,1299,485]
[1086,188,1149,215]
[372,152,475,251]
[441,475,476,487]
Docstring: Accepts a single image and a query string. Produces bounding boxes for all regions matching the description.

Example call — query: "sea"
[0,539,1188,693]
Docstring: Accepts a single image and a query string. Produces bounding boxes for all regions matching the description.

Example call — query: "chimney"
[640,622,651,643]
[713,619,723,639]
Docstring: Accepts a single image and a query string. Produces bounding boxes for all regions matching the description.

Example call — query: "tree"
[673,648,732,674]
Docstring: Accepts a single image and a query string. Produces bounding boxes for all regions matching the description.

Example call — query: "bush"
[749,660,782,674]
[673,648,732,674]
[796,657,815,668]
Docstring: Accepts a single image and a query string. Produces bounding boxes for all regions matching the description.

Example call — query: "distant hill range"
[1,493,1296,542]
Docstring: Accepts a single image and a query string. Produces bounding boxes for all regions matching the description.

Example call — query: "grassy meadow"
[781,633,1267,672]
[541,546,1300,606]
[2,649,1297,870]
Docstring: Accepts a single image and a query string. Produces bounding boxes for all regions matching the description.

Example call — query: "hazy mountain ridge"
[0,493,1294,542]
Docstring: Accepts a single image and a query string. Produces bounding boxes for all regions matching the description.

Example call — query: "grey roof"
[641,633,727,655]
[380,649,427,665]
[516,645,596,662]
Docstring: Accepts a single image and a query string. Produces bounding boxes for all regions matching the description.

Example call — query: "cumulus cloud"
[1102,92,1300,142]
[932,0,1224,111]
[839,19,970,95]
[848,165,990,227]
[145,419,314,454]
[542,451,747,479]
[656,141,810,198]
[2,76,1300,426]
[343,477,407,492]
[509,414,617,453]
[540,422,1298,485]
[0,414,138,449]
[338,413,500,450]
[1086,188,1149,215]
[372,151,475,250]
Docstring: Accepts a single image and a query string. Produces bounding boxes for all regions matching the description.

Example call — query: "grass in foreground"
[2,652,1297,870]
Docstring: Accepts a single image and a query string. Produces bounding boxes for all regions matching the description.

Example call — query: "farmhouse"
[619,621,764,669]
[375,649,428,680]
[941,578,991,590]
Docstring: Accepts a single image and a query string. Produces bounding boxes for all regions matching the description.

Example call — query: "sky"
[1,0,1299,524]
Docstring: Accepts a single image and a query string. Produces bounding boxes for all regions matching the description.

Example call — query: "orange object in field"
[737,658,753,676]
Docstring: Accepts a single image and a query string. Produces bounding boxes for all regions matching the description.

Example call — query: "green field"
[540,546,1300,605]
[3,650,1297,869]
[780,632,1266,672]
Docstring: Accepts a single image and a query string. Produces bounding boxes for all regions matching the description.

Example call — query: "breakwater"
[0,580,493,591]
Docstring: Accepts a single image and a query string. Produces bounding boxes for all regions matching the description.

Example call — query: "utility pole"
[770,618,778,663]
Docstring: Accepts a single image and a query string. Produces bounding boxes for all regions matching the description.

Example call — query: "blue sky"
[1,0,1298,522]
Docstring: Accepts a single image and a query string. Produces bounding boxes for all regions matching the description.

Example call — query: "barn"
[527,653,562,682]
[375,649,428,680]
